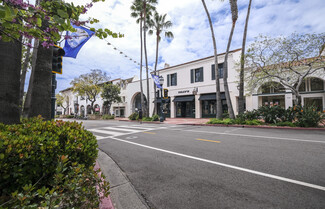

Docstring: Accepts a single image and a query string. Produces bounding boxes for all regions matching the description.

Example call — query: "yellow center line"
[143,132,156,134]
[196,139,221,143]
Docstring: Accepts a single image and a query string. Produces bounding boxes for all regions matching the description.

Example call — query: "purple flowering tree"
[0,0,123,124]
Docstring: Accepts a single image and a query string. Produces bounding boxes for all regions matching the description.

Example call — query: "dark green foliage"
[102,114,115,120]
[142,117,152,121]
[128,112,139,120]
[237,109,260,121]
[275,121,296,127]
[152,114,160,121]
[244,119,262,125]
[294,106,325,127]
[0,117,108,208]
[257,105,285,124]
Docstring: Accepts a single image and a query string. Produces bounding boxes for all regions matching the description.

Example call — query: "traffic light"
[163,88,168,99]
[52,45,65,74]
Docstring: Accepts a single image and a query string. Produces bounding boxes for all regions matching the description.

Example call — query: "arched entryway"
[258,81,286,108]
[94,104,100,114]
[87,105,92,115]
[131,92,147,113]
[80,105,85,117]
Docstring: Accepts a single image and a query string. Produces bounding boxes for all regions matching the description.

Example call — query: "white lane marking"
[171,129,325,144]
[94,135,106,140]
[110,137,325,191]
[90,129,124,136]
[118,126,153,130]
[225,128,244,133]
[102,127,138,132]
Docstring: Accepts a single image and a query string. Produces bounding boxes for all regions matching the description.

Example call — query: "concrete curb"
[97,149,150,209]
[180,123,325,131]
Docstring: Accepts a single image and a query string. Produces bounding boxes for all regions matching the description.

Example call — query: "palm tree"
[201,0,223,119]
[142,0,157,117]
[148,12,173,115]
[25,19,53,120]
[131,0,145,116]
[0,39,22,124]
[238,0,252,114]
[223,0,238,119]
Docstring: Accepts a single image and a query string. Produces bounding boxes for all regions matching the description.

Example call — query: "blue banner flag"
[63,24,95,58]
[151,74,162,89]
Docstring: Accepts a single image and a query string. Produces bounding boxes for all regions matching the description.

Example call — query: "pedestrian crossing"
[89,124,168,140]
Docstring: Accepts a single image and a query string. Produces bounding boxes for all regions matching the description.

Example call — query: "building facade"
[58,49,325,118]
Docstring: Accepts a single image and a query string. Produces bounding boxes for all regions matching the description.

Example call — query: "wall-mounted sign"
[178,90,190,94]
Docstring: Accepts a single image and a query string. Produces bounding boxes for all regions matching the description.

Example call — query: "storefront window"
[310,78,324,91]
[202,101,216,118]
[261,95,285,108]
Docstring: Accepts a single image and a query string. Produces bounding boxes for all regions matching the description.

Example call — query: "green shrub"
[244,119,262,125]
[152,114,160,121]
[0,117,107,208]
[258,105,285,124]
[275,121,296,127]
[102,114,115,120]
[237,110,260,121]
[142,117,152,121]
[128,112,139,120]
[294,106,324,127]
[207,118,235,125]
[66,115,74,118]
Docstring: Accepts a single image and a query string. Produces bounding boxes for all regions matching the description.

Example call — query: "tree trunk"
[23,40,39,117]
[0,39,22,124]
[223,21,236,119]
[27,19,52,120]
[201,0,222,119]
[19,38,33,111]
[153,30,160,115]
[139,15,145,115]
[143,2,150,117]
[238,0,252,114]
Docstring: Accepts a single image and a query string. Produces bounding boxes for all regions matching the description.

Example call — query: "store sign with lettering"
[178,90,190,94]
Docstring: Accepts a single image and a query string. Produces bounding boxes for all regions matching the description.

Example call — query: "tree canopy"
[245,32,325,105]
[70,69,109,113]
[101,83,121,115]
[0,0,123,47]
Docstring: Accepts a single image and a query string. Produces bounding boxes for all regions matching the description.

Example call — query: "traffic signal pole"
[51,73,56,119]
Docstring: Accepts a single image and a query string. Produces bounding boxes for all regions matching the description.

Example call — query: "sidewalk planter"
[88,114,101,120]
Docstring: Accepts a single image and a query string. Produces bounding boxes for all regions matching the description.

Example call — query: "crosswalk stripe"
[102,127,138,132]
[90,129,124,136]
[117,126,152,130]
[94,135,106,140]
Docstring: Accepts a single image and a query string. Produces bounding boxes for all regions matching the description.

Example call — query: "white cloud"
[40,0,325,92]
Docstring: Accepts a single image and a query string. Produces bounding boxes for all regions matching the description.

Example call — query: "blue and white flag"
[151,74,162,89]
[63,24,95,58]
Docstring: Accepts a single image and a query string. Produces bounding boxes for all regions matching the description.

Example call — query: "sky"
[25,0,325,92]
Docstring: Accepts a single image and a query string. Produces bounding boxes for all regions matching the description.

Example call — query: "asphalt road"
[81,120,325,209]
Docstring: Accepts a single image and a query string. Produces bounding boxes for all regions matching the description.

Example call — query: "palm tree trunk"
[223,21,236,119]
[238,0,252,114]
[19,38,32,111]
[139,16,145,114]
[0,39,22,124]
[143,2,150,117]
[153,30,160,115]
[201,0,222,119]
[27,21,52,120]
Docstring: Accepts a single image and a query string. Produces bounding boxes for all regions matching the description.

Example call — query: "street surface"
[80,120,325,209]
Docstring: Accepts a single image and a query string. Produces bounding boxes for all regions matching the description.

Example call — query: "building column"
[285,93,293,109]
[195,94,201,118]
[252,95,259,110]
[170,96,175,118]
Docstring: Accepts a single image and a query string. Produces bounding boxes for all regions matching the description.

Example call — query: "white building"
[58,49,325,118]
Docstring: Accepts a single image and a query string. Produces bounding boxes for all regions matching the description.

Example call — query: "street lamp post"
[159,76,165,122]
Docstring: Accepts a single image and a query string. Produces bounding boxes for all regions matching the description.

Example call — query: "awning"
[153,98,170,103]
[199,93,226,100]
[173,95,195,102]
